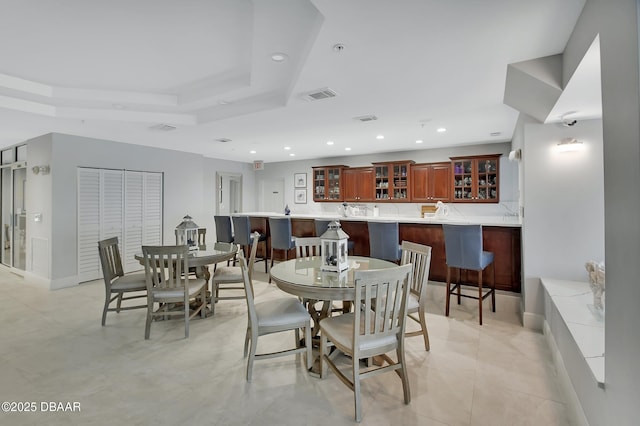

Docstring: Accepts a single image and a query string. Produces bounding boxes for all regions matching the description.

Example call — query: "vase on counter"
[585,260,605,311]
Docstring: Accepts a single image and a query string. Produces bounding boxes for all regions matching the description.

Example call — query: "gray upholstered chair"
[98,237,147,326]
[400,240,433,350]
[239,252,312,382]
[232,215,268,273]
[141,245,207,339]
[211,233,259,316]
[368,221,401,262]
[268,216,296,281]
[214,215,234,243]
[442,224,495,325]
[319,263,413,422]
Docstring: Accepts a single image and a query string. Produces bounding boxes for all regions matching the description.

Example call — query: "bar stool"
[214,216,234,243]
[368,221,401,263]
[442,224,495,325]
[232,216,268,273]
[268,217,296,282]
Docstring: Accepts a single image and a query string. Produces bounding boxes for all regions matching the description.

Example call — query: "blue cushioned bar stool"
[232,215,268,273]
[368,221,401,263]
[442,224,495,325]
[214,215,234,243]
[268,217,296,282]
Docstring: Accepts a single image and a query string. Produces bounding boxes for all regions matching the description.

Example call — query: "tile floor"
[0,266,575,425]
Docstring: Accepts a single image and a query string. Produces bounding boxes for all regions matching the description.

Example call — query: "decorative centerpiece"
[585,260,605,311]
[175,214,200,251]
[320,220,349,272]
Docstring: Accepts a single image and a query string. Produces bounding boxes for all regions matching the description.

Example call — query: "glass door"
[1,166,11,266]
[12,166,26,271]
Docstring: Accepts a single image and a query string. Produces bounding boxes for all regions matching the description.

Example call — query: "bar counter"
[241,212,522,293]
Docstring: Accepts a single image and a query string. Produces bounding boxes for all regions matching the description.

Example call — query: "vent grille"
[215,138,232,143]
[302,87,337,101]
[149,124,177,132]
[353,115,378,122]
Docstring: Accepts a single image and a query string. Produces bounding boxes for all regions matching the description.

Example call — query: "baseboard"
[522,311,544,330]
[50,275,80,290]
[543,321,590,426]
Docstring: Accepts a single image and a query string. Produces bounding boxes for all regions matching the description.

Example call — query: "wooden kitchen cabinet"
[411,162,451,202]
[343,167,375,202]
[373,161,414,202]
[450,154,500,203]
[312,166,346,202]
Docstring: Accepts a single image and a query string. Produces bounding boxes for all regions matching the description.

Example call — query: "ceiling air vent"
[149,123,177,132]
[215,138,232,143]
[302,87,337,101]
[353,115,378,122]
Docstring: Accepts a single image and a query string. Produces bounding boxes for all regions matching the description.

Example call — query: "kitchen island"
[241,212,522,293]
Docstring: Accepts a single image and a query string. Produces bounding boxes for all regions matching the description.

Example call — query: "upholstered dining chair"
[368,221,401,263]
[268,216,296,282]
[232,215,268,273]
[442,224,495,325]
[238,252,313,382]
[141,245,207,339]
[211,234,259,316]
[319,263,413,422]
[294,236,322,258]
[400,240,433,350]
[214,215,234,243]
[98,237,147,326]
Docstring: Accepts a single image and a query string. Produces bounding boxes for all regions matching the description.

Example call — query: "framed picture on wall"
[294,173,307,188]
[294,188,307,204]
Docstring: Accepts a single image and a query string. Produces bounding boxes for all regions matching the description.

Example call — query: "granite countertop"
[239,212,522,228]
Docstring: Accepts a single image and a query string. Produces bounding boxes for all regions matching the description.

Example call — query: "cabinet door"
[342,169,359,201]
[356,168,375,201]
[326,167,342,201]
[392,163,410,200]
[410,164,430,202]
[343,168,374,202]
[430,163,451,201]
[452,159,474,201]
[312,168,326,201]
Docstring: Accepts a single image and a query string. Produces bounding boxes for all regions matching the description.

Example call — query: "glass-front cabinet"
[312,166,346,202]
[450,154,500,202]
[373,161,414,202]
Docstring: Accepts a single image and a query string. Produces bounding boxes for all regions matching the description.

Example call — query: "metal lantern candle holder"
[320,220,349,272]
[175,214,200,251]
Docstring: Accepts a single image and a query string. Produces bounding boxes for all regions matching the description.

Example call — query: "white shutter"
[101,170,124,242]
[77,168,101,282]
[143,172,163,246]
[124,171,144,273]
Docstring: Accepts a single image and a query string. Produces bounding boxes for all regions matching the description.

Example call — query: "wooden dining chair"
[320,263,413,422]
[400,240,432,350]
[211,233,259,316]
[239,251,313,382]
[294,236,322,258]
[98,237,147,326]
[141,245,207,339]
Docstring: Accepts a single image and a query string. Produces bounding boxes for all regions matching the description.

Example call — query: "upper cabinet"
[411,162,451,202]
[312,166,346,202]
[373,161,414,202]
[450,154,500,203]
[343,167,375,202]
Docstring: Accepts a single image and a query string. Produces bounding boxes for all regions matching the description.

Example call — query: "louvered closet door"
[143,172,163,246]
[123,171,143,273]
[77,168,102,282]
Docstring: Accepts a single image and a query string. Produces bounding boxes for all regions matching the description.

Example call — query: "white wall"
[522,119,605,317]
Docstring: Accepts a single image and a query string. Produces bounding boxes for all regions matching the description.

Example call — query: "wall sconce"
[32,165,50,175]
[557,138,583,152]
[508,149,522,161]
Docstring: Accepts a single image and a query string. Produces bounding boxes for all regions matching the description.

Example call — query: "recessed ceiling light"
[326,141,334,145]
[289,153,295,157]
[284,146,291,150]
[250,150,256,154]
[112,103,125,110]
[376,135,384,140]
[415,140,423,144]
[437,127,447,133]
[345,147,351,151]
[271,52,288,62]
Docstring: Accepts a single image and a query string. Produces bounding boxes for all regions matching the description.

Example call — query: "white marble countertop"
[239,212,522,227]
[541,278,604,387]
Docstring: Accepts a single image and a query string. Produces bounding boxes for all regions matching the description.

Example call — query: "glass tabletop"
[270,256,397,289]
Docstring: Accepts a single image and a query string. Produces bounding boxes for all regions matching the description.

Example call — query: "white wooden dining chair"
[211,233,259,316]
[98,237,147,326]
[239,251,313,382]
[400,240,433,351]
[294,236,322,258]
[142,245,207,339]
[320,263,413,423]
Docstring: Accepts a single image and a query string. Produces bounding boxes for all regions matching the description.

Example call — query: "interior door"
[12,166,26,271]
